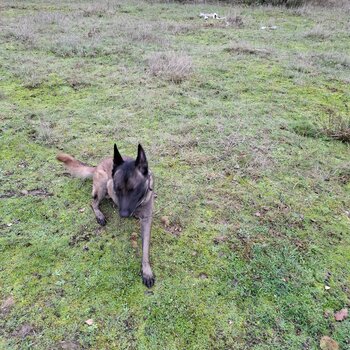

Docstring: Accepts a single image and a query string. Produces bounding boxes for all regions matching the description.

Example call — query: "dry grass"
[81,0,120,17]
[22,72,45,89]
[148,51,193,83]
[315,52,350,68]
[292,111,350,143]
[2,7,198,58]
[127,23,169,46]
[5,18,36,45]
[303,24,331,39]
[48,32,120,57]
[332,164,350,184]
[32,12,68,26]
[289,53,317,74]
[225,13,245,28]
[311,0,350,7]
[225,41,272,57]
[33,120,56,145]
[320,111,350,143]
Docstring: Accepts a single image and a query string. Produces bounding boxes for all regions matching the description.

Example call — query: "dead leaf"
[161,216,170,227]
[255,211,261,217]
[334,308,348,321]
[85,319,94,326]
[320,336,339,350]
[130,232,138,249]
[166,223,182,236]
[213,235,228,244]
[324,310,332,319]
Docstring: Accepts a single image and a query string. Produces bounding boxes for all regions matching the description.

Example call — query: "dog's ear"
[112,144,124,176]
[135,144,148,175]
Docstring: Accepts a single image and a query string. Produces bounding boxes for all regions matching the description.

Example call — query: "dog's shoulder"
[95,158,113,178]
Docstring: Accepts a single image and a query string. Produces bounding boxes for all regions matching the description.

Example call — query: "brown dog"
[57,144,155,287]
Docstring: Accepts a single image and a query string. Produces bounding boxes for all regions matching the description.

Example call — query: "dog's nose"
[119,210,130,218]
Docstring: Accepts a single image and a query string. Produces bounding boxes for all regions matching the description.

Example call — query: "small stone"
[85,319,94,326]
[334,308,348,322]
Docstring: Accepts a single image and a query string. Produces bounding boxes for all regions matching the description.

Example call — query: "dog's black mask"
[112,144,149,217]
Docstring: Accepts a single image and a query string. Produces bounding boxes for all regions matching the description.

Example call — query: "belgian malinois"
[57,144,155,288]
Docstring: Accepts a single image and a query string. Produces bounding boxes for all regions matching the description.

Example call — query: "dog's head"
[112,144,150,217]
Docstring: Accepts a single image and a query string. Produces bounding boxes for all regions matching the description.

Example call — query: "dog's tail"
[57,153,95,179]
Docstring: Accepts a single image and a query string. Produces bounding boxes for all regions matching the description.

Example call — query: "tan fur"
[57,153,96,179]
[57,147,155,287]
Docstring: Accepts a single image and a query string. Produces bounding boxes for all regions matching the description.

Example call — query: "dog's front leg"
[140,215,155,288]
[107,179,119,207]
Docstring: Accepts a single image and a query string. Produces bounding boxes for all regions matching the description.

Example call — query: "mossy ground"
[0,1,349,349]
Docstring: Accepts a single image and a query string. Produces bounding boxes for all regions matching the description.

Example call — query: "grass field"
[0,1,349,349]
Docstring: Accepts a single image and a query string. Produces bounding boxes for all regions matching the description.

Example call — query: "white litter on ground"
[260,25,278,30]
[199,12,223,20]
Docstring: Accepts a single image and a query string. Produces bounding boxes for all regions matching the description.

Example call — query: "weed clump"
[290,120,319,138]
[321,112,350,142]
[225,14,244,28]
[291,113,350,143]
[148,51,193,83]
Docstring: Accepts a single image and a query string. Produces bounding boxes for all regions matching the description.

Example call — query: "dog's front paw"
[142,266,155,288]
[142,273,155,288]
[96,217,107,226]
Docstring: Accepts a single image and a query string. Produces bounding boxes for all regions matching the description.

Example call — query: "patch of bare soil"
[11,323,35,338]
[161,216,183,236]
[0,296,15,316]
[0,188,53,198]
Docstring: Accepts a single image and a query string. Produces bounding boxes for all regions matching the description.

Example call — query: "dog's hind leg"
[91,171,108,226]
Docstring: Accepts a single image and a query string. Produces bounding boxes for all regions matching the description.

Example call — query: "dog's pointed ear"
[112,144,124,177]
[135,144,148,175]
